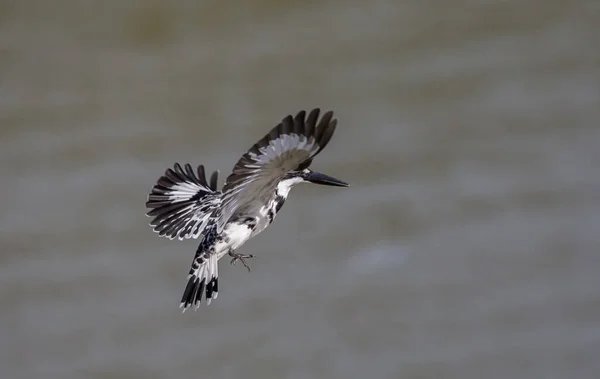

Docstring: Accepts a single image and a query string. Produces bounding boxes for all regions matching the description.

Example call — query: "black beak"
[305,171,349,187]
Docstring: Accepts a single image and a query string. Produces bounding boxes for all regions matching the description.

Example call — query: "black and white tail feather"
[180,232,220,310]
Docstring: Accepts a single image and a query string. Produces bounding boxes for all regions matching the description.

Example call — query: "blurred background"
[1,0,599,378]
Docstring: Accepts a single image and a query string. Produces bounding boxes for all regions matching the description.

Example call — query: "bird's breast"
[220,222,253,251]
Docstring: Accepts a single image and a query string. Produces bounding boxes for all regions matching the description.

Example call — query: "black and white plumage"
[145,109,348,311]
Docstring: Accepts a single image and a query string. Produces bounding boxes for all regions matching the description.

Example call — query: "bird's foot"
[229,252,254,272]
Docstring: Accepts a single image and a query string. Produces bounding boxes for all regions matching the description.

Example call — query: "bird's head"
[278,165,348,196]
[298,168,348,187]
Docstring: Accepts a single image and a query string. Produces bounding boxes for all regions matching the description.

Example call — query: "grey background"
[1,1,599,378]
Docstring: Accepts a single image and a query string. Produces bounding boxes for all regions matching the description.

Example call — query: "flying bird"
[145,109,348,311]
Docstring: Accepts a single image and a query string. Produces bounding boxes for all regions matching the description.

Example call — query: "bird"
[145,108,348,311]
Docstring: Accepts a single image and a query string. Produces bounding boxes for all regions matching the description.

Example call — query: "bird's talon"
[229,253,254,272]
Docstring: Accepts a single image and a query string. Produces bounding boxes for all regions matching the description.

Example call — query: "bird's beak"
[306,171,349,187]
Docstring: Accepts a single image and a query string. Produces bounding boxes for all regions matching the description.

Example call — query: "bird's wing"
[146,163,222,240]
[216,108,338,232]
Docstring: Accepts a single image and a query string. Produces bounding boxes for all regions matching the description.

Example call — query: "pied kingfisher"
[145,109,348,311]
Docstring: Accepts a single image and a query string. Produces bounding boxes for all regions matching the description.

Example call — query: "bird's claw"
[229,253,254,272]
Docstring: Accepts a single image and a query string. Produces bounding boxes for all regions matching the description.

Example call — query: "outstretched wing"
[146,163,221,240]
[216,108,338,232]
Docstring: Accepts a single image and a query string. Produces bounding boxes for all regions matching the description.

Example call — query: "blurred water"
[1,1,599,378]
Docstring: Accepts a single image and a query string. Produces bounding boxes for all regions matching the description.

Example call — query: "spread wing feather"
[146,163,221,240]
[216,108,338,232]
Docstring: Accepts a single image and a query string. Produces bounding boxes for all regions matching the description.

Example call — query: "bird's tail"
[180,244,219,311]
